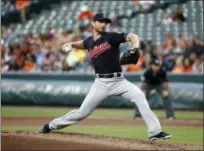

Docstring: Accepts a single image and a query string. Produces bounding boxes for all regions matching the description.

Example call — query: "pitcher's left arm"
[120,33,140,65]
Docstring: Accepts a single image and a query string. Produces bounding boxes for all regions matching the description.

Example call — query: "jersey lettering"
[90,42,111,58]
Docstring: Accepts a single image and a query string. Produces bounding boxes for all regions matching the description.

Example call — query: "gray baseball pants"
[49,75,162,137]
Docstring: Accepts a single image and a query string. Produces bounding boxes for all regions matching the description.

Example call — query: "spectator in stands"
[7,24,15,34]
[175,33,188,54]
[39,44,61,72]
[22,54,37,72]
[10,44,22,66]
[161,12,173,25]
[179,57,193,73]
[20,41,32,56]
[136,0,155,13]
[145,40,157,60]
[192,56,203,73]
[40,57,52,71]
[44,27,55,40]
[172,55,184,73]
[162,32,177,53]
[6,43,22,71]
[33,44,46,68]
[1,25,14,40]
[143,52,152,69]
[77,5,93,21]
[1,44,5,57]
[7,60,20,71]
[3,46,11,65]
[188,33,204,56]
[1,58,9,73]
[189,33,204,47]
[173,7,186,23]
[15,0,31,23]
[189,51,197,64]
[163,49,176,72]
[1,26,7,40]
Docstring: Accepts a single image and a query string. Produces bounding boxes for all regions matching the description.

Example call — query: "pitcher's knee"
[80,112,90,119]
[63,109,89,121]
[131,91,146,104]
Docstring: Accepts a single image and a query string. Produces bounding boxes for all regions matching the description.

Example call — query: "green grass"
[1,106,203,120]
[2,106,203,146]
[1,125,203,145]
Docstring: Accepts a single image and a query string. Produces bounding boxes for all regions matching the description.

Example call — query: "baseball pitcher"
[41,13,171,140]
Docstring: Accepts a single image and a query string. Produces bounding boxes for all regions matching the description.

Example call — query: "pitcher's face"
[92,20,107,33]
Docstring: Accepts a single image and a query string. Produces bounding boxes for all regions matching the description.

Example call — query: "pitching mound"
[2,131,203,150]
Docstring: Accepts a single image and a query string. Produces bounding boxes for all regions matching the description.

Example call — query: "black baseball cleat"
[149,131,171,140]
[40,123,51,134]
[133,114,142,119]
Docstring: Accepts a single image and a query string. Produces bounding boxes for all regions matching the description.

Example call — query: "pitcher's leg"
[120,80,162,137]
[48,80,108,130]
[134,82,152,118]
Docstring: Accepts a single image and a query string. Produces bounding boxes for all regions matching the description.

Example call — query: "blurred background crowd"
[1,0,203,73]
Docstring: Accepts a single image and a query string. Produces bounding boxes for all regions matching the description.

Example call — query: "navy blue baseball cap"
[92,13,111,23]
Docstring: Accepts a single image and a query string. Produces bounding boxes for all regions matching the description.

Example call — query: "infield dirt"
[2,131,203,150]
[2,117,203,150]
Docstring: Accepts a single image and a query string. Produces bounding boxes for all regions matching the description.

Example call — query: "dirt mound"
[2,131,203,150]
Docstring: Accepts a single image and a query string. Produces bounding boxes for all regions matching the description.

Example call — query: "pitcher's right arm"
[62,40,85,52]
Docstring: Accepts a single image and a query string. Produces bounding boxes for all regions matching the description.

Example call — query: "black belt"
[95,73,122,78]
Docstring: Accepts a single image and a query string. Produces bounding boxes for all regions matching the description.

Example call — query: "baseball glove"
[120,48,140,65]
